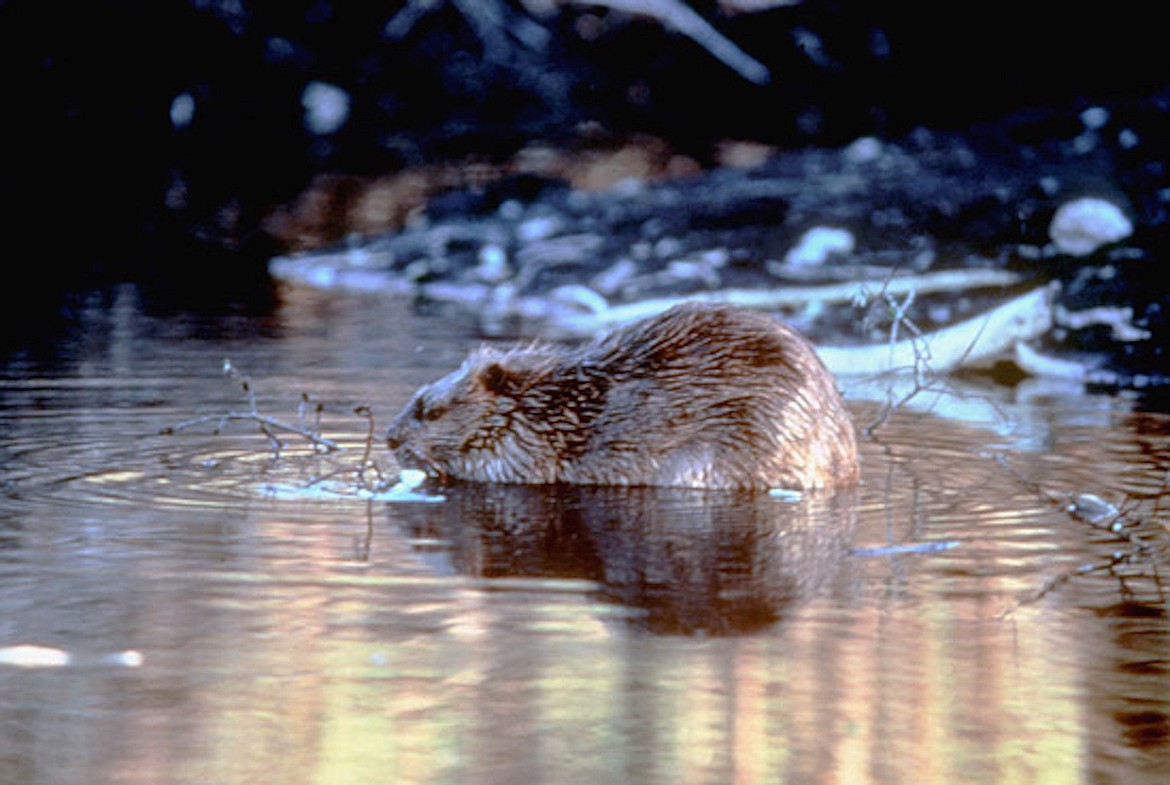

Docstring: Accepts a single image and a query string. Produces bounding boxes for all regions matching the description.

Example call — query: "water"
[2,283,1168,785]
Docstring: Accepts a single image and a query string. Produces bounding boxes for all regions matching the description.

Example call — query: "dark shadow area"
[5,2,1168,275]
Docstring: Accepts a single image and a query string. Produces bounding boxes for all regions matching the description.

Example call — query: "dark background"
[3,1,1168,290]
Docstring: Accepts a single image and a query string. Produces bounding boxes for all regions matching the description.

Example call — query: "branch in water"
[159,359,341,453]
[161,412,341,452]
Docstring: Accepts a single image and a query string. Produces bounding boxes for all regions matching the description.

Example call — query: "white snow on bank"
[783,226,855,267]
[1049,197,1133,256]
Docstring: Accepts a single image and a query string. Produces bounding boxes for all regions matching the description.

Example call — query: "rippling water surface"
[2,284,1168,785]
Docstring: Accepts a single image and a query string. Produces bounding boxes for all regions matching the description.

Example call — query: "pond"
[2,283,1167,785]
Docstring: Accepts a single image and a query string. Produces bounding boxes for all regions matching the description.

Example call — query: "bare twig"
[160,360,341,454]
[819,282,1055,377]
[163,412,341,452]
[354,405,391,492]
[297,392,325,438]
[580,0,771,84]
[160,363,420,504]
[997,457,1169,613]
[857,279,951,434]
[388,0,771,84]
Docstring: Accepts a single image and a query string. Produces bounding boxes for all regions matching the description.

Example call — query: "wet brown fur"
[386,303,859,490]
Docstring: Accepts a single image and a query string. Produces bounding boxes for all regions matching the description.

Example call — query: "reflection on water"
[392,484,859,635]
[1,284,1168,784]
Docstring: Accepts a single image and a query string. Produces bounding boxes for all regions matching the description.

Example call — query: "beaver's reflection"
[392,484,858,635]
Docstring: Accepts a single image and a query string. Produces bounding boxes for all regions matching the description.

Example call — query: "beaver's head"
[386,346,557,483]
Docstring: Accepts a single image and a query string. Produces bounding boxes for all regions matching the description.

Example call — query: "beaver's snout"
[385,409,415,451]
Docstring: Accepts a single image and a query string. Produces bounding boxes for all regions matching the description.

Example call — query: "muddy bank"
[271,129,1166,392]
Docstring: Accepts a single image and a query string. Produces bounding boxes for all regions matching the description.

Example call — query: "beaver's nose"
[386,412,409,450]
[386,421,404,450]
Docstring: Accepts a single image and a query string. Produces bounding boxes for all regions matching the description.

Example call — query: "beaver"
[386,302,858,491]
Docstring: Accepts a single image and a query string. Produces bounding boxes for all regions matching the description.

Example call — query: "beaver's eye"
[415,397,445,422]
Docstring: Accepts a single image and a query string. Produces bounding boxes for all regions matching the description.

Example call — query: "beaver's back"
[560,303,857,489]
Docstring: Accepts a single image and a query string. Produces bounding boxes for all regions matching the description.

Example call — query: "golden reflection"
[94,405,1167,785]
[5,292,1169,785]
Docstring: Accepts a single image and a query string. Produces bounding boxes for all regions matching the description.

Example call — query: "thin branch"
[388,0,771,84]
[162,412,341,452]
[581,0,771,84]
[996,456,1169,614]
[354,405,390,491]
[819,282,1056,377]
[160,359,341,453]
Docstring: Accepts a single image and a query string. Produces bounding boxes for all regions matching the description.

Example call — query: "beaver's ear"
[478,362,521,394]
